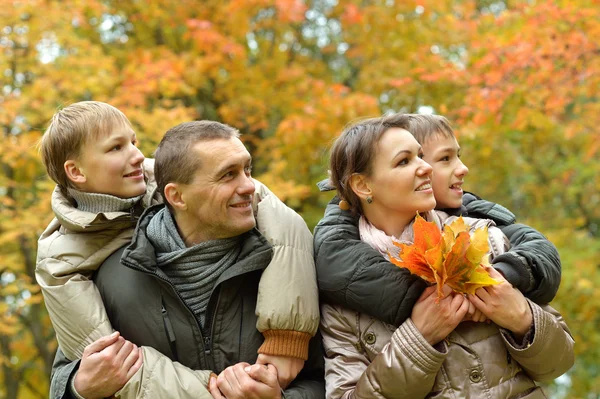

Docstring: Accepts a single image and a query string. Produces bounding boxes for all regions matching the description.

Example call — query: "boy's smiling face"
[66,122,147,199]
[421,134,469,209]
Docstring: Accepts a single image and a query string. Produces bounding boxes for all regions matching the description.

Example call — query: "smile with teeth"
[450,183,463,190]
[231,202,251,208]
[416,183,431,191]
[124,170,142,177]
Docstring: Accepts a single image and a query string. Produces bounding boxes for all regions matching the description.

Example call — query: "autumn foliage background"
[1,0,598,397]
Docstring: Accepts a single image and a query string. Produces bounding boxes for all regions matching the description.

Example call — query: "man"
[50,121,325,399]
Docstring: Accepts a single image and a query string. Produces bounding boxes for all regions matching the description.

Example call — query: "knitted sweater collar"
[67,188,143,214]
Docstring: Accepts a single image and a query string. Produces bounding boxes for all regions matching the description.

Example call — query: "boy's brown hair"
[40,101,132,195]
[406,114,455,145]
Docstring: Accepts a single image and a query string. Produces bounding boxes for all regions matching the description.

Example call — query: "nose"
[130,144,145,165]
[455,160,469,178]
[417,158,433,176]
[238,173,255,197]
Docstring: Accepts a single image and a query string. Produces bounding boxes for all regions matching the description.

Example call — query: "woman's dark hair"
[329,113,411,214]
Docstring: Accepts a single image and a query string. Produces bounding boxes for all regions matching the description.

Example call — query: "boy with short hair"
[314,113,561,327]
[36,101,319,398]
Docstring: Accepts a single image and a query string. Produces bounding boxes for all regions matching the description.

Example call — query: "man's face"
[73,122,147,198]
[178,137,256,241]
[421,134,469,209]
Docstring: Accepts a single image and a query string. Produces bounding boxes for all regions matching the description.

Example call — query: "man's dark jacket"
[313,192,562,328]
[50,205,325,398]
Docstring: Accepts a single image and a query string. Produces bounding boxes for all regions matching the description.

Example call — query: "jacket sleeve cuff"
[69,373,87,399]
[394,319,448,374]
[258,330,312,360]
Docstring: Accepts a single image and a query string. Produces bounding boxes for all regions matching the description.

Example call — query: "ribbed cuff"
[69,372,87,399]
[258,330,312,360]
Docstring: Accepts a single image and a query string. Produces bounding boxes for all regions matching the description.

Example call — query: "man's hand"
[256,354,303,389]
[211,362,282,399]
[73,332,143,399]
[411,285,470,345]
[468,267,533,340]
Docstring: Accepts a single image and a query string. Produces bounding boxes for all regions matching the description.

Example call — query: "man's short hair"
[406,114,456,145]
[39,101,131,194]
[155,121,240,201]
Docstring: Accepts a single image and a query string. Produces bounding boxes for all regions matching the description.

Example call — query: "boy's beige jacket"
[320,217,574,399]
[36,160,319,397]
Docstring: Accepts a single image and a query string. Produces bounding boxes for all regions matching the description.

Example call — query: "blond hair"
[39,101,131,195]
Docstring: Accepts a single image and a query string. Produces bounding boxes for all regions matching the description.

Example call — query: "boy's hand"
[256,354,303,388]
[468,267,533,340]
[411,285,470,345]
[74,332,143,399]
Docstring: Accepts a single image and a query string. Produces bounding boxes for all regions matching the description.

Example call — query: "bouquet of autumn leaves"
[390,214,500,300]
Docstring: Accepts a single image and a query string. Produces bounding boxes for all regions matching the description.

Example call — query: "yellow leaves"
[390,214,499,299]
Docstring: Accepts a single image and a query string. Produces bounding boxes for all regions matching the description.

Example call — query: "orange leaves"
[390,214,499,299]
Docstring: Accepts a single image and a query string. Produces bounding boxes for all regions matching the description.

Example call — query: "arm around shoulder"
[314,198,427,327]
[493,223,562,304]
[252,179,320,359]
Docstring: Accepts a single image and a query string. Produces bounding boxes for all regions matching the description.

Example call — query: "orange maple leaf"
[390,214,500,299]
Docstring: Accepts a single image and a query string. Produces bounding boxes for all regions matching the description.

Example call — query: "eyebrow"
[436,146,458,153]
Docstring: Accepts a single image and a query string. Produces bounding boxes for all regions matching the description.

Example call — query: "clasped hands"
[209,354,304,399]
[412,267,533,346]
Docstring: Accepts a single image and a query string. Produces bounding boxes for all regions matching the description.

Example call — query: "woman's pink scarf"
[358,211,442,261]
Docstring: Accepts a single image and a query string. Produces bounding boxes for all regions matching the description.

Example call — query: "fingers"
[115,339,135,364]
[125,346,143,381]
[474,286,492,302]
[83,331,120,357]
[466,300,476,318]
[245,364,279,387]
[122,344,141,375]
[441,284,454,297]
[487,266,506,281]
[468,293,487,314]
[455,295,471,319]
[217,365,244,397]
[417,285,438,302]
[209,376,226,399]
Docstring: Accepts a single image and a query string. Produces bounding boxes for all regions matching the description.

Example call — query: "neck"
[362,207,414,238]
[172,213,211,247]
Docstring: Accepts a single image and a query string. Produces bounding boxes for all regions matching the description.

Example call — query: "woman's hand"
[411,285,470,346]
[468,267,533,340]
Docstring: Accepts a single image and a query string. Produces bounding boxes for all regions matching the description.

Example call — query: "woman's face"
[362,128,436,232]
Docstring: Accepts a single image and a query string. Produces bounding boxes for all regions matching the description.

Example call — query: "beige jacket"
[36,162,319,397]
[320,216,574,399]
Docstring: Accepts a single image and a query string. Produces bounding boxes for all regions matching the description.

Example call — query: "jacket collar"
[122,204,273,282]
[51,186,138,233]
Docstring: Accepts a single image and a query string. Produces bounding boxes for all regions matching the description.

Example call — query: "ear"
[164,182,187,211]
[64,160,87,185]
[349,173,372,201]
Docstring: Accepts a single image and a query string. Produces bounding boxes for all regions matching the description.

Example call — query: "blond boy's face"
[421,135,469,209]
[69,123,147,199]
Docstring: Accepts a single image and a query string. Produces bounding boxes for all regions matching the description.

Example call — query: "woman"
[320,113,574,398]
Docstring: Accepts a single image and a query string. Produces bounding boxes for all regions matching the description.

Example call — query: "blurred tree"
[0,0,598,397]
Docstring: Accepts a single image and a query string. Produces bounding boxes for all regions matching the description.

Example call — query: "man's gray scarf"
[146,207,240,327]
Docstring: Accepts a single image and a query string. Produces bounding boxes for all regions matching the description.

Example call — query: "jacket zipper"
[161,301,179,360]
[202,289,221,371]
[122,258,214,368]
